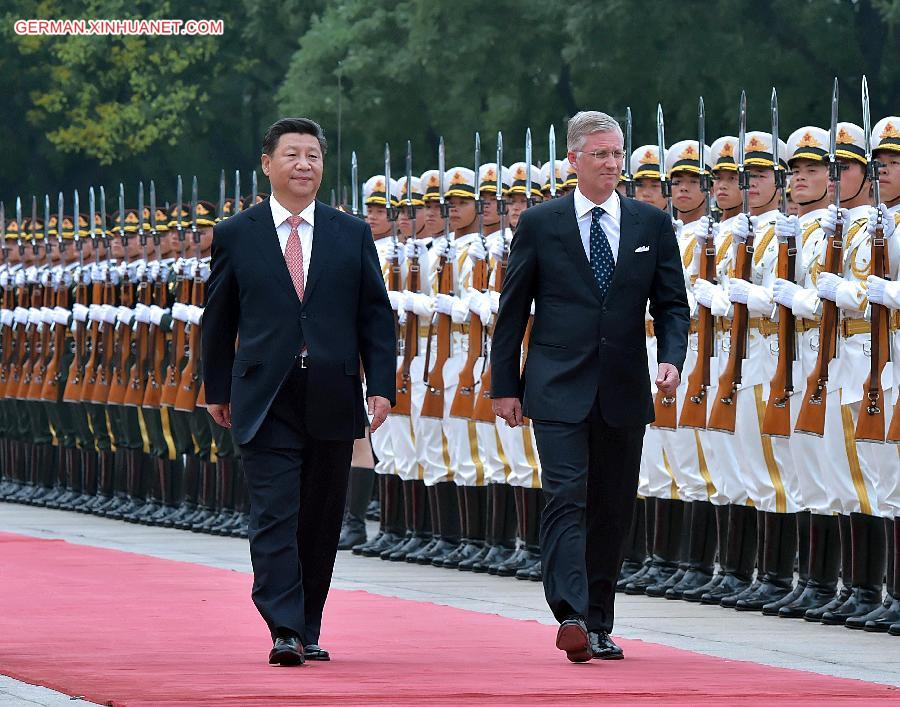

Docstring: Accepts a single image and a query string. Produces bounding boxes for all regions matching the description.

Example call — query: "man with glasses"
[491,111,690,662]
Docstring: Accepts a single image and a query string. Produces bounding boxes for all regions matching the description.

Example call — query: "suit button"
[300,313,307,320]
[600,337,607,344]
[602,306,608,313]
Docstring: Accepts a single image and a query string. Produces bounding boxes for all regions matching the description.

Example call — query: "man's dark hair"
[262,118,327,156]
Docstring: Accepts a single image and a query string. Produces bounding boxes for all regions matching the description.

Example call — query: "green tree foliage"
[2,0,898,207]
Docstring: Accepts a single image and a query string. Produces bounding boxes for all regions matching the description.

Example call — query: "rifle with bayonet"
[6,198,29,398]
[27,194,54,399]
[351,152,359,218]
[108,183,135,406]
[161,179,191,407]
[0,200,11,398]
[125,182,155,407]
[625,107,635,198]
[90,186,115,404]
[41,192,69,402]
[451,132,487,419]
[709,91,754,434]
[763,87,798,437]
[795,79,844,437]
[395,142,419,417]
[473,131,509,424]
[421,137,453,421]
[174,176,207,412]
[78,187,105,402]
[384,144,403,356]
[857,76,892,442]
[652,104,678,428]
[680,98,715,429]
[16,196,43,399]
[63,190,89,403]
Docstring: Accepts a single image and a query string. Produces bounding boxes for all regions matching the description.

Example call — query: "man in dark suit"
[491,111,689,663]
[202,118,396,666]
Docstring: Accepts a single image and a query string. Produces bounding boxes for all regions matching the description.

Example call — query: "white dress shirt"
[573,186,621,263]
[270,194,316,284]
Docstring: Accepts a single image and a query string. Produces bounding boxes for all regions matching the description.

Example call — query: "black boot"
[806,513,853,622]
[86,450,112,514]
[189,461,218,531]
[28,444,56,506]
[362,475,403,556]
[763,511,810,615]
[780,513,841,618]
[701,504,757,605]
[666,500,717,599]
[736,512,797,611]
[199,457,235,533]
[822,512,886,625]
[353,474,388,555]
[683,503,730,601]
[406,485,441,563]
[627,498,685,595]
[388,480,431,561]
[338,466,374,550]
[418,481,461,565]
[647,500,692,597]
[166,455,200,528]
[516,488,543,580]
[147,457,177,525]
[496,487,539,576]
[434,486,470,568]
[618,497,647,583]
[720,508,766,608]
[455,486,488,570]
[98,450,130,517]
[114,450,148,521]
[128,454,159,522]
[864,518,900,632]
[71,447,96,511]
[55,446,82,509]
[459,484,493,571]
[381,478,416,560]
[472,483,516,572]
[229,462,250,538]
[48,446,73,509]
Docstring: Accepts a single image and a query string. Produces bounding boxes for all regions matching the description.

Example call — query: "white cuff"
[149,305,167,326]
[52,307,71,325]
[134,303,152,324]
[116,306,135,325]
[72,303,89,323]
[835,281,866,312]
[187,305,204,326]
[171,302,191,322]
[14,307,30,325]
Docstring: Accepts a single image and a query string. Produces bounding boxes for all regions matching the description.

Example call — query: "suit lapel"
[554,192,605,303]
[249,198,296,300]
[302,201,335,304]
[607,196,641,295]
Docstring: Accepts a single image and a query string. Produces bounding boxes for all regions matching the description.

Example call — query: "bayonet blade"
[176,174,184,232]
[771,87,781,168]
[405,141,413,207]
[121,183,128,239]
[99,186,107,239]
[88,188,96,241]
[250,170,257,204]
[351,151,359,216]
[862,74,880,208]
[438,136,446,205]
[137,182,144,234]
[474,132,481,199]
[30,195,37,242]
[738,91,747,167]
[57,192,64,244]
[549,124,557,197]
[829,78,839,160]
[384,143,392,211]
[234,170,241,213]
[217,169,225,220]
[496,132,504,204]
[698,97,706,178]
[72,190,79,245]
[525,128,533,202]
[43,194,50,242]
[149,181,157,231]
[190,175,198,226]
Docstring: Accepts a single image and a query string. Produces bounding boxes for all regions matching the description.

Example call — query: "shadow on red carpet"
[0,532,893,705]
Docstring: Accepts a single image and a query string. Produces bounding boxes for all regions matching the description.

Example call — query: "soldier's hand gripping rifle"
[63,191,89,403]
[762,87,798,437]
[125,181,155,407]
[421,137,453,420]
[473,131,509,424]
[451,132,487,420]
[795,79,844,436]
[680,98,716,429]
[90,186,115,404]
[395,142,419,417]
[709,91,755,434]
[174,175,214,413]
[856,76,892,442]
[652,104,678,428]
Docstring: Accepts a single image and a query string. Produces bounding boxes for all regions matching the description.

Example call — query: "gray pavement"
[3,502,900,698]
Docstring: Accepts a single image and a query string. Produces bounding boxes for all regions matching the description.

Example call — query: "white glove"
[486,233,506,260]
[431,237,450,260]
[52,306,71,325]
[867,275,888,306]
[25,266,39,284]
[79,267,91,285]
[466,290,491,326]
[13,306,29,325]
[91,264,106,283]
[133,303,152,324]
[816,271,842,302]
[72,303,89,323]
[385,240,404,262]
[773,278,801,309]
[821,204,849,237]
[387,290,404,312]
[40,270,53,287]
[405,239,428,263]
[434,293,457,316]
[15,270,26,287]
[87,304,103,322]
[693,278,731,317]
[728,278,751,304]
[186,305,204,326]
[867,204,896,240]
[672,218,684,239]
[198,262,210,281]
[134,262,148,281]
[467,239,487,263]
[489,290,501,314]
[405,291,434,317]
[171,302,191,322]
[0,309,13,326]
[775,213,801,242]
[101,304,118,324]
[116,306,135,325]
[40,307,54,324]
[149,305,167,326]
[732,214,756,243]
[694,217,720,246]
[0,272,8,288]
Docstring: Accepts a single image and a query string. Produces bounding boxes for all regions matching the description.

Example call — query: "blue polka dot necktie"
[590,206,615,301]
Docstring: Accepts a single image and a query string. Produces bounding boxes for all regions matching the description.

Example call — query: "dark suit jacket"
[201,198,396,445]
[490,191,689,427]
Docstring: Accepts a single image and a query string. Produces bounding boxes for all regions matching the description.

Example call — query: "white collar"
[270,194,316,229]
[574,186,620,221]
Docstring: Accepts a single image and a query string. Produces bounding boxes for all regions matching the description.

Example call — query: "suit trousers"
[533,399,645,634]
[240,361,353,645]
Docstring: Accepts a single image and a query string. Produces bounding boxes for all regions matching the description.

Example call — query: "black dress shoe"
[269,636,304,666]
[303,644,330,661]
[589,630,624,660]
[556,617,592,663]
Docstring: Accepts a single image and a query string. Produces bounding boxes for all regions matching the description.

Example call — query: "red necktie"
[285,214,306,301]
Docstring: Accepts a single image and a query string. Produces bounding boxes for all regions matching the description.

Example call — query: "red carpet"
[0,532,894,705]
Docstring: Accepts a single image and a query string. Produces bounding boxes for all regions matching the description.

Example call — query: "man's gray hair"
[567,111,623,152]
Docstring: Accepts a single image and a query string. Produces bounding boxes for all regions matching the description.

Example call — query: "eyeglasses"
[578,150,626,162]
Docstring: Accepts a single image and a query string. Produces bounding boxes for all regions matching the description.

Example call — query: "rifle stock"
[472,253,506,424]
[762,237,797,437]
[89,280,116,403]
[394,253,420,418]
[161,273,191,407]
[124,281,151,407]
[449,256,487,419]
[63,280,89,403]
[107,278,134,405]
[420,255,452,420]
[174,275,204,412]
[141,280,167,409]
[680,234,717,429]
[795,222,843,436]
[41,277,70,402]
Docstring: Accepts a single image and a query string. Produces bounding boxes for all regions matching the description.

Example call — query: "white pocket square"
[634,245,650,253]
